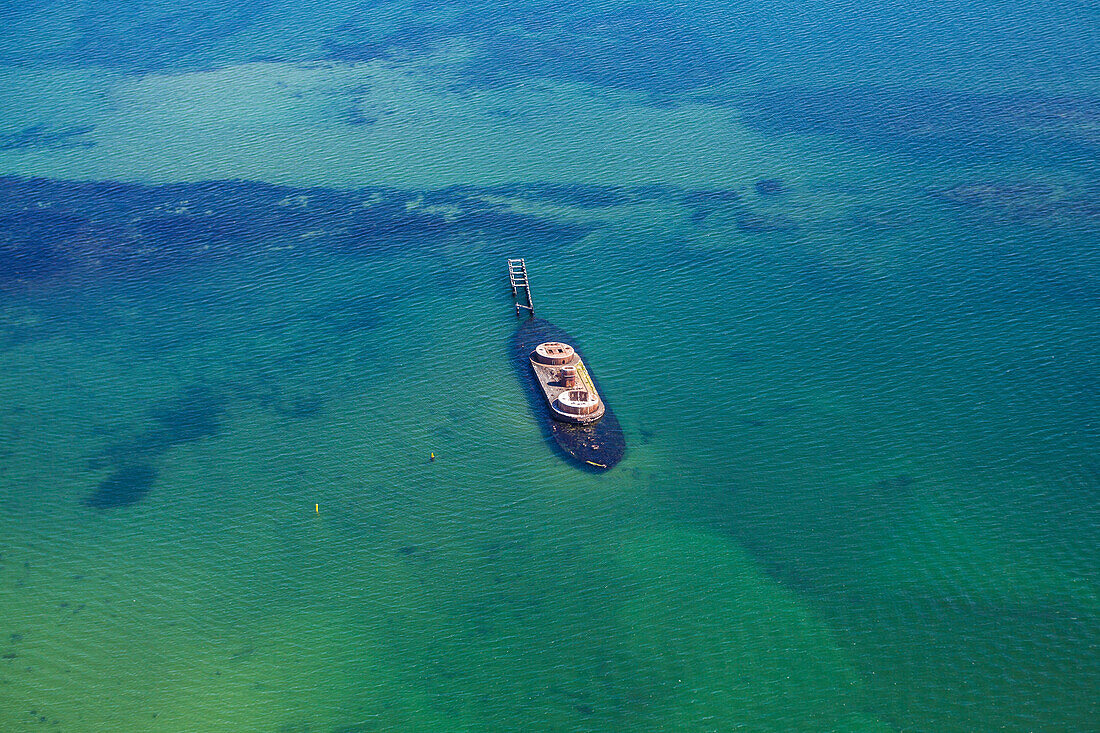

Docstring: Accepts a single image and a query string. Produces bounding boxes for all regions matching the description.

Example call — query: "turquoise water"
[0,2,1097,731]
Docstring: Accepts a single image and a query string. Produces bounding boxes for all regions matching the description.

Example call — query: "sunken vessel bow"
[512,318,625,470]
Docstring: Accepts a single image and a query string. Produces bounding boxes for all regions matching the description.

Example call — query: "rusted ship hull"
[512,318,625,471]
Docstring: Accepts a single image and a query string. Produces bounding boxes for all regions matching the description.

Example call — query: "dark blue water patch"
[0,1,276,71]
[224,371,281,411]
[223,370,326,420]
[0,124,95,152]
[234,382,326,421]
[84,385,225,508]
[755,179,785,196]
[0,177,599,289]
[342,108,377,127]
[148,384,224,445]
[466,4,744,96]
[680,188,743,223]
[442,182,634,209]
[303,293,390,334]
[323,2,745,97]
[448,182,760,214]
[665,186,798,229]
[733,87,1100,165]
[0,0,1089,117]
[276,393,325,420]
[324,16,448,64]
[926,181,1100,228]
[0,208,83,281]
[82,462,158,509]
[92,385,225,467]
[0,175,821,293]
[313,1,1096,104]
[0,321,35,352]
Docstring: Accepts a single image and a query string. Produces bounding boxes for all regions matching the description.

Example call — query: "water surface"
[0,1,1097,731]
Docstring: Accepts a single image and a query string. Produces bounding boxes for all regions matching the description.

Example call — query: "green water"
[2,190,1096,730]
[1,0,1098,730]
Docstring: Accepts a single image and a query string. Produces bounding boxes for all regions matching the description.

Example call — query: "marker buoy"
[430,453,435,462]
[315,504,319,514]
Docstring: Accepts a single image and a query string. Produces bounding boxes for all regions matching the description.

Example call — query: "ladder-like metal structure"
[507,258,535,317]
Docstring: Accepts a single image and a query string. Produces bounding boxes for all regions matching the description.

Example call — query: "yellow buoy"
[430,452,435,461]
[315,503,319,514]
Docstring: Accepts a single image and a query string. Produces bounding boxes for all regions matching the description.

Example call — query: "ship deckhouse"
[529,341,606,424]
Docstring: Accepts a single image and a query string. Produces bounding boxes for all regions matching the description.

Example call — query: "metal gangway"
[507,258,535,317]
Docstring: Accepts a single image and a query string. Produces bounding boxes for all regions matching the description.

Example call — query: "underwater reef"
[0,124,95,152]
[0,176,600,290]
[734,87,1100,164]
[0,174,834,292]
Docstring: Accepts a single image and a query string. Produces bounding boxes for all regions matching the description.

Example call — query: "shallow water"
[0,1,1097,731]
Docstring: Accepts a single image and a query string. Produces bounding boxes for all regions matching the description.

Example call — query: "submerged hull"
[512,318,625,471]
